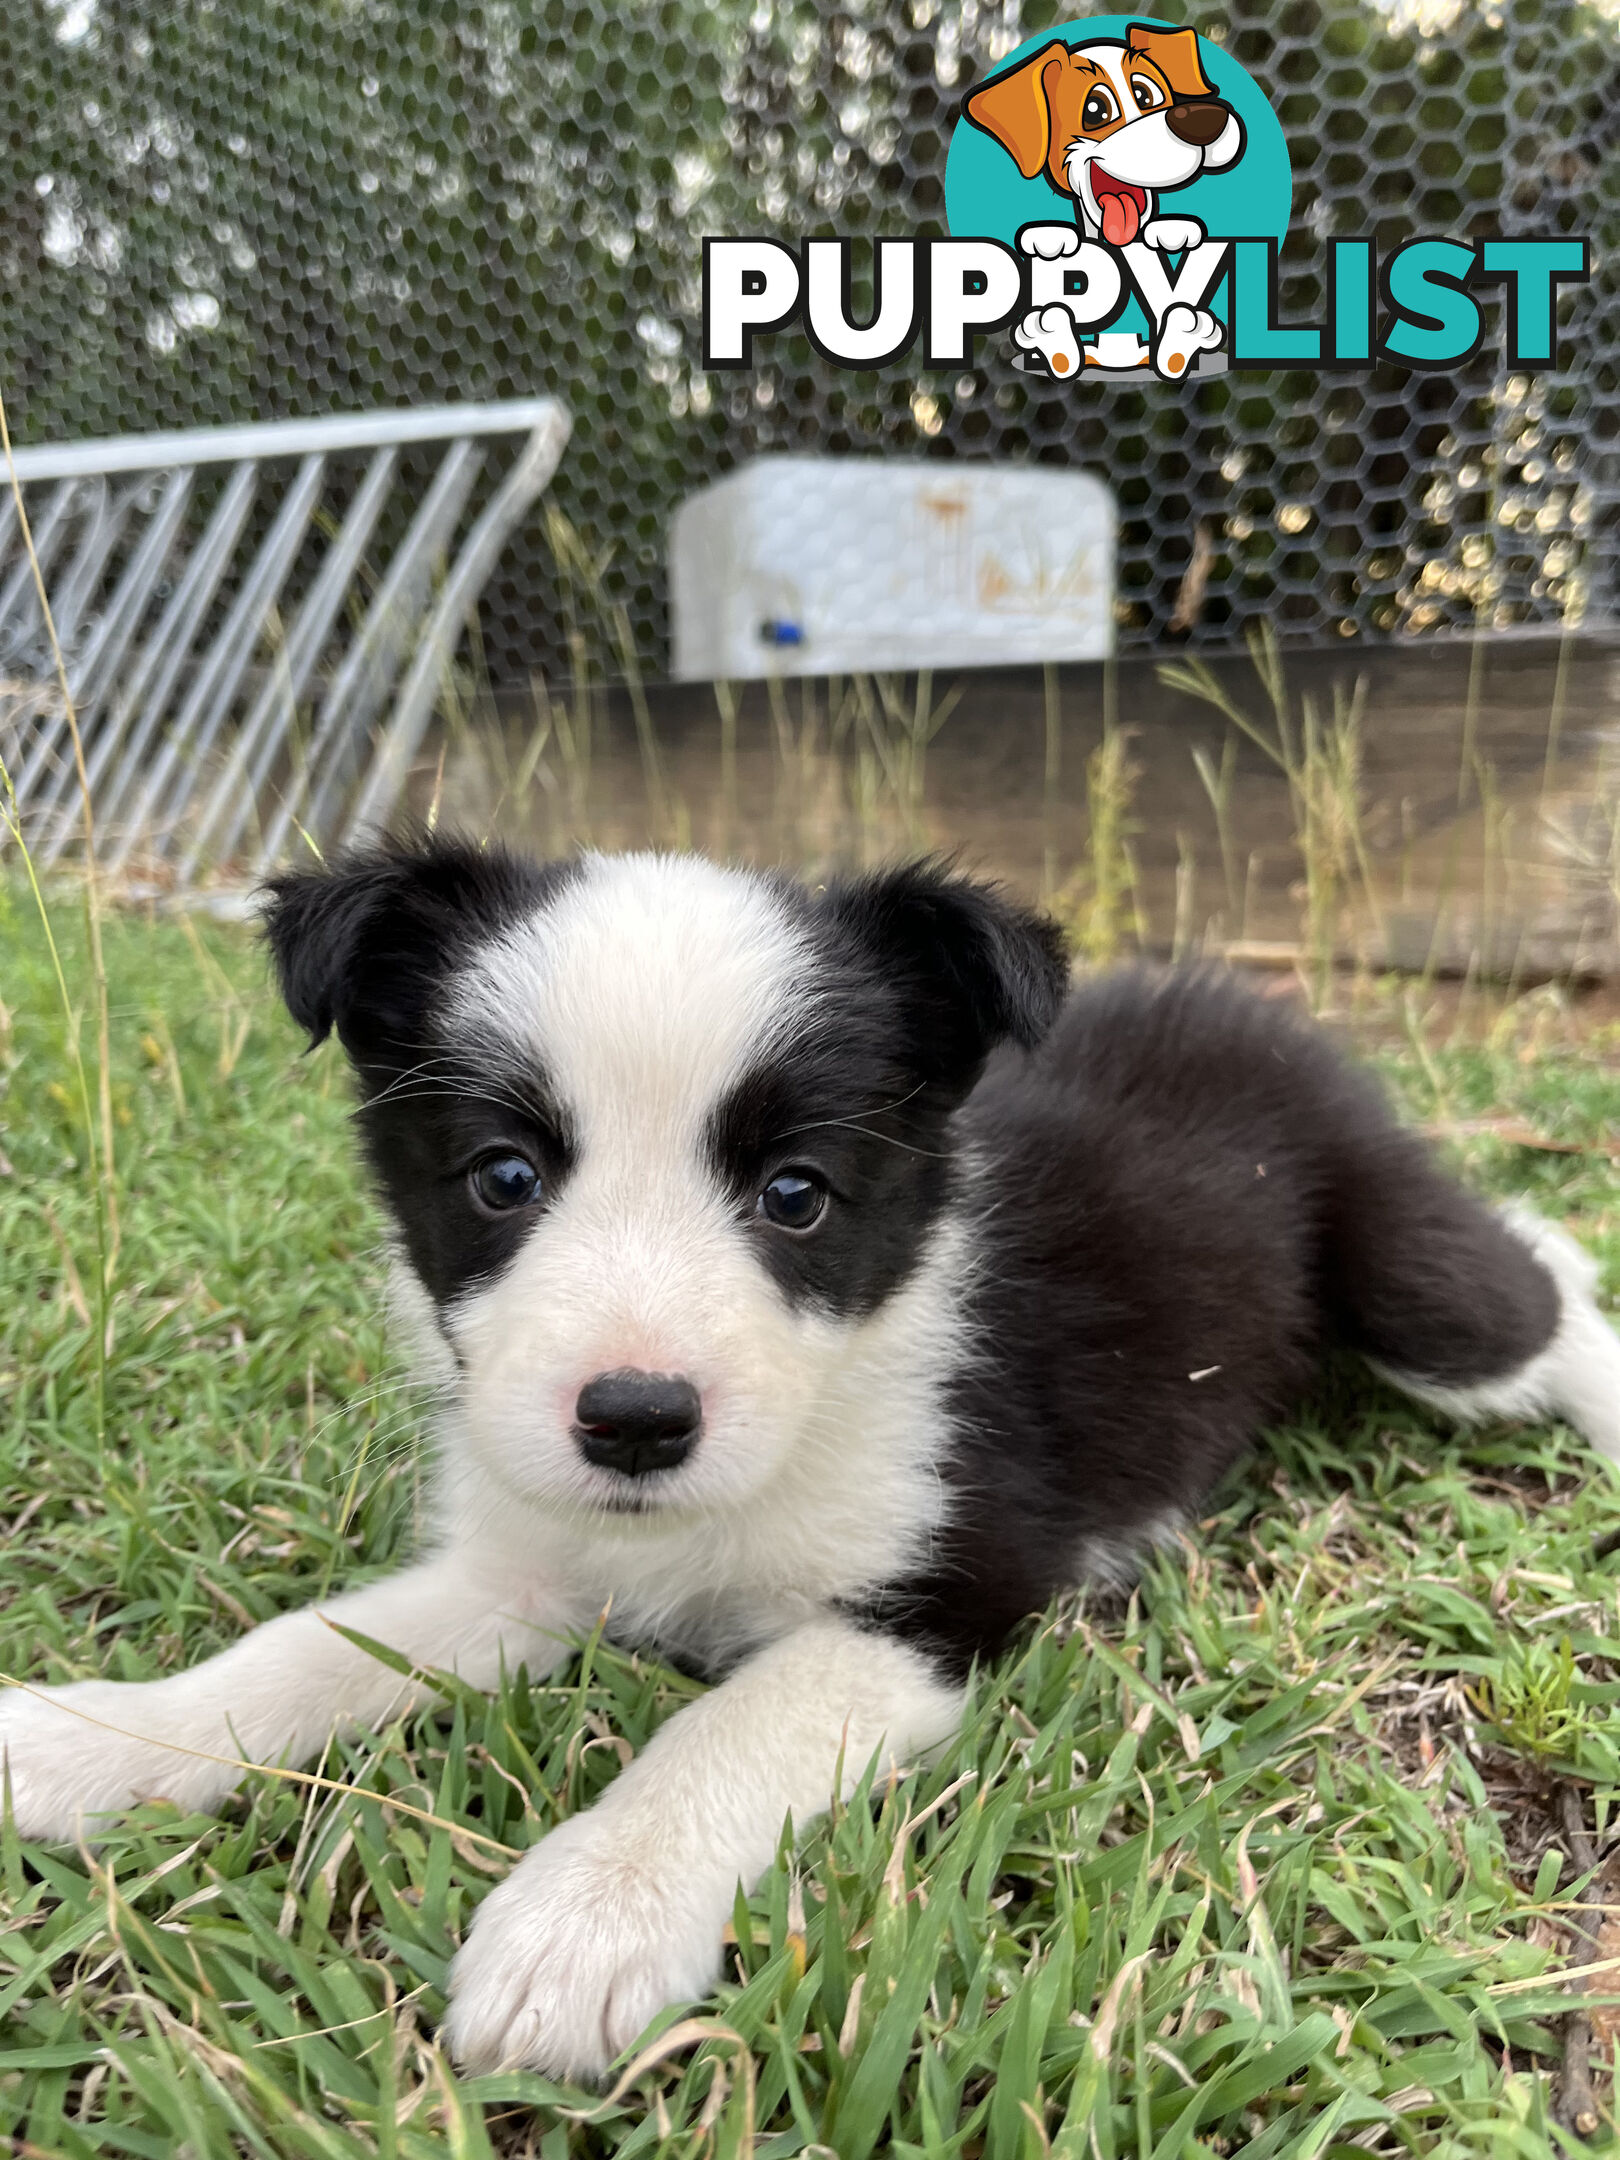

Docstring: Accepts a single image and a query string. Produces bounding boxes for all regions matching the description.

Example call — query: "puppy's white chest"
[589,1451,942,1670]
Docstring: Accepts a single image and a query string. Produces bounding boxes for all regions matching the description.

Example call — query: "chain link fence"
[4,0,1617,687]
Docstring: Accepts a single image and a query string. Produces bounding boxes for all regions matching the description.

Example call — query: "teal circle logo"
[945,17,1291,378]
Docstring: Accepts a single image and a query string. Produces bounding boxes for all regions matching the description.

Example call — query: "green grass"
[4,882,1620,2158]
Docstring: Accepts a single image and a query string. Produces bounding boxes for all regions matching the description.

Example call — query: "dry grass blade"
[571,2015,756,2129]
[1553,1786,1604,2139]
[1425,1117,1620,1163]
[0,384,117,1446]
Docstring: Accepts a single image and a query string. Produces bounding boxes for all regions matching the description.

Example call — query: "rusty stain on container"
[978,555,1013,604]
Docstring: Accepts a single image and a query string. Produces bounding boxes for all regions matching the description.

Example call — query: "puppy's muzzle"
[574,1370,702,1477]
[1165,99,1232,147]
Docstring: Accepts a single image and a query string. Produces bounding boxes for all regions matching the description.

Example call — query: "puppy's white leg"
[443,1614,963,2081]
[1376,1204,1620,1459]
[0,1552,581,1839]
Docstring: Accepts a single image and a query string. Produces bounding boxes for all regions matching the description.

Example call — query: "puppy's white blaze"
[452,851,814,1147]
[1375,1204,1620,1460]
[441,852,821,1515]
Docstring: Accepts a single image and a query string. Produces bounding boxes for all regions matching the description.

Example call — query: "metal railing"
[0,398,570,886]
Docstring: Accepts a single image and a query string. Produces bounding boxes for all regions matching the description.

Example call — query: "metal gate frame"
[0,397,570,886]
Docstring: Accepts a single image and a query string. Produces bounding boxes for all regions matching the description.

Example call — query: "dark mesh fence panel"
[4,0,1616,683]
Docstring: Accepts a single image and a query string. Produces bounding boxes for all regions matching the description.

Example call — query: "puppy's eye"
[471,1153,543,1212]
[1082,86,1117,128]
[1130,74,1163,111]
[757,1170,828,1233]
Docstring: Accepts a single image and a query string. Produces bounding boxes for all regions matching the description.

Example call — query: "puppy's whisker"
[348,1087,544,1124]
[366,1059,534,1106]
[304,1387,436,1456]
[363,1046,562,1131]
[773,1113,951,1159]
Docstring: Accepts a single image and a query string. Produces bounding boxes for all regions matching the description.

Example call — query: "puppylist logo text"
[703,17,1588,384]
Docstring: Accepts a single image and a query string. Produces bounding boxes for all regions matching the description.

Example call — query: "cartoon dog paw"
[1141,216,1207,255]
[1013,303,1082,379]
[1152,303,1224,381]
[1018,224,1081,261]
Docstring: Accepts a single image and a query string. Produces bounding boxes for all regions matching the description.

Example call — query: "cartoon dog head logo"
[946,16,1290,381]
[965,26,1245,248]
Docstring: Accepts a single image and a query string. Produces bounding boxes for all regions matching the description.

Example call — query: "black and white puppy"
[4,836,1618,2080]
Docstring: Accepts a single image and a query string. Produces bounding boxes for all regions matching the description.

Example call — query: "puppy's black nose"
[574,1370,702,1477]
[1166,99,1230,147]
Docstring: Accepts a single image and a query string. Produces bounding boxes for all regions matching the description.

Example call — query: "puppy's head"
[965,26,1243,245]
[263,837,1068,1526]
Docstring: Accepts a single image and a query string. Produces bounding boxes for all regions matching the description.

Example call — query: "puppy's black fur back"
[860,967,1560,1668]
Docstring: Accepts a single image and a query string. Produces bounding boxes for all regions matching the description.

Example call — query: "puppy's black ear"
[819,861,1069,1090]
[260,830,553,1068]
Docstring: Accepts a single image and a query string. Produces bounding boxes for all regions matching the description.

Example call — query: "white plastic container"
[669,456,1115,680]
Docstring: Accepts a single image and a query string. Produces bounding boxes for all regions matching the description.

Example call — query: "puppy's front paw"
[0,1679,235,1839]
[443,1810,730,2081]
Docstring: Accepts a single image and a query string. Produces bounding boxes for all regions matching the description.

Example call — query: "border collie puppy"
[4,837,1617,2080]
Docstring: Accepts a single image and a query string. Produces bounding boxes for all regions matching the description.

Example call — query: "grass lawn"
[3,877,1620,2158]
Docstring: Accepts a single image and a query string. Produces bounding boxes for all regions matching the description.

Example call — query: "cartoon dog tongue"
[1097,180,1141,247]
